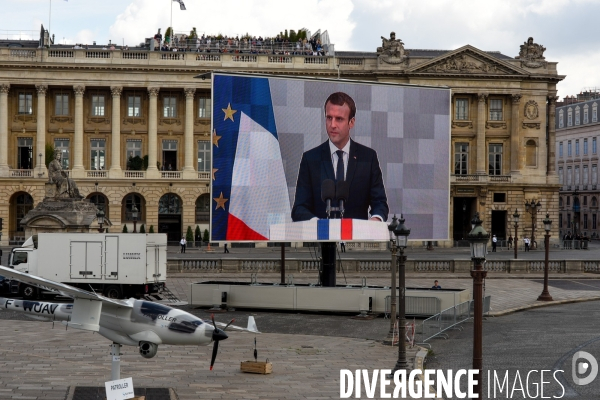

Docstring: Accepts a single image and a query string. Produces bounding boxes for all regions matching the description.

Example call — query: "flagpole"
[170,0,173,45]
[49,0,51,43]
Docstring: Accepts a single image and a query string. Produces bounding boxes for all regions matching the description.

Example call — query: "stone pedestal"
[20,184,111,237]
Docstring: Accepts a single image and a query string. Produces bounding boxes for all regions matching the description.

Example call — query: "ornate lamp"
[131,204,139,233]
[391,214,411,373]
[513,208,519,259]
[96,207,105,233]
[466,212,489,398]
[538,213,553,301]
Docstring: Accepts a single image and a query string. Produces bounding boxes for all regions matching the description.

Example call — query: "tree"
[122,225,128,233]
[195,225,201,239]
[203,229,209,242]
[139,224,146,233]
[143,155,149,170]
[189,27,198,39]
[186,226,194,242]
[127,156,143,171]
[45,144,55,168]
[149,225,155,233]
[289,30,297,42]
[165,27,173,44]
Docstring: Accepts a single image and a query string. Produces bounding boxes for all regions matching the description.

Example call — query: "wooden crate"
[240,361,272,374]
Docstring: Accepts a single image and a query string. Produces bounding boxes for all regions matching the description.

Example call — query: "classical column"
[548,96,559,177]
[476,93,488,175]
[35,84,48,177]
[71,85,85,178]
[0,84,9,176]
[109,86,123,178]
[182,87,196,178]
[511,94,522,174]
[147,87,160,178]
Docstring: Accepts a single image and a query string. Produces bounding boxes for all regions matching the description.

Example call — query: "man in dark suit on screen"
[292,92,389,222]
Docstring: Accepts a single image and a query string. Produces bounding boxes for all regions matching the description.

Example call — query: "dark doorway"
[158,193,182,242]
[453,197,476,242]
[162,151,177,171]
[491,210,507,239]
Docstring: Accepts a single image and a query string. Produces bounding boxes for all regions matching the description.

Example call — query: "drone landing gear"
[110,342,122,381]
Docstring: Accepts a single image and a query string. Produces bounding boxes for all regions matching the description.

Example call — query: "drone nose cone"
[212,328,228,342]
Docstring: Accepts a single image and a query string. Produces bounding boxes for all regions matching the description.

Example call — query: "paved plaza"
[2,245,600,399]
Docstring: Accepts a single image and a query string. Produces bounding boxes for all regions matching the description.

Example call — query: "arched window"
[196,194,210,222]
[159,193,181,214]
[123,194,144,221]
[12,192,33,234]
[525,140,537,167]
[88,193,109,217]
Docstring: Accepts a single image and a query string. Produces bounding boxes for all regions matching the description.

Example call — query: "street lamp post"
[391,215,410,374]
[467,212,489,398]
[537,213,554,301]
[525,199,542,249]
[96,207,105,233]
[513,209,519,259]
[131,204,139,233]
[386,215,398,343]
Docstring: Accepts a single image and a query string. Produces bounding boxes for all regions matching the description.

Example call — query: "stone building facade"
[0,33,563,246]
[556,97,600,239]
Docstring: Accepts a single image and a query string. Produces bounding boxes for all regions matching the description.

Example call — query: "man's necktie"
[336,150,345,182]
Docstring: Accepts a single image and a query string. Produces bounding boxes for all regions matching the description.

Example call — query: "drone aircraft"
[0,265,259,371]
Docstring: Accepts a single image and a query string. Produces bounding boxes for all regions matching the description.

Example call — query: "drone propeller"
[209,314,229,371]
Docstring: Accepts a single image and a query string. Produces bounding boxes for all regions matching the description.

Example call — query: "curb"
[488,296,600,317]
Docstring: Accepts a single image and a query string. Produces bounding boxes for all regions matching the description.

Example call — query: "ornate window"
[488,143,502,175]
[123,193,144,221]
[593,103,598,122]
[159,193,181,214]
[559,142,563,158]
[197,141,211,172]
[88,193,109,217]
[584,138,588,155]
[126,139,142,159]
[568,140,572,157]
[559,167,563,184]
[127,95,141,117]
[575,106,581,125]
[91,95,105,117]
[454,143,469,175]
[576,139,580,156]
[593,165,598,184]
[489,99,503,121]
[594,138,597,154]
[567,167,572,185]
[584,165,589,185]
[195,194,210,222]
[55,92,69,116]
[584,104,589,124]
[90,139,106,170]
[17,137,33,169]
[18,93,33,115]
[525,140,537,167]
[558,109,564,128]
[14,193,33,233]
[455,98,468,120]
[575,166,580,185]
[163,96,177,118]
[54,139,70,170]
[198,96,211,118]
[568,108,573,126]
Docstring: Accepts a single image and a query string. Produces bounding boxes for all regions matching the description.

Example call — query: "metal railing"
[385,296,441,317]
[421,296,491,343]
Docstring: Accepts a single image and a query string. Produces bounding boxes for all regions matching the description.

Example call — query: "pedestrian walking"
[224,243,229,253]
[507,235,513,250]
[180,237,186,253]
[524,237,530,252]
[340,241,346,253]
[492,235,497,252]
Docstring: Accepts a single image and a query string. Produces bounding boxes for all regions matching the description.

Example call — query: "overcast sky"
[4,0,599,98]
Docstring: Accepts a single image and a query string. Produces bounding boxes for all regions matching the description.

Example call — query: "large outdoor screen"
[211,73,450,242]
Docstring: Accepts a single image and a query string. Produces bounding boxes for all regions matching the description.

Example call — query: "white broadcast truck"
[7,233,167,299]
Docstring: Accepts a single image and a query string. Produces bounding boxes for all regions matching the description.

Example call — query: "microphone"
[336,180,350,218]
[321,179,336,218]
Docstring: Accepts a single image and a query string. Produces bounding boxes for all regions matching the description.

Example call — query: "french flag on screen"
[211,75,291,241]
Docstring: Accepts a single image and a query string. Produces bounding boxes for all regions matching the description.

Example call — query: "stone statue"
[377,32,408,65]
[48,152,82,199]
[516,37,546,68]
